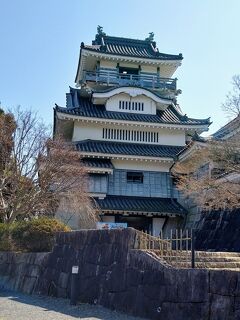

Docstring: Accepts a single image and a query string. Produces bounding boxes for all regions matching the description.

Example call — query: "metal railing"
[83,70,177,91]
[136,229,194,268]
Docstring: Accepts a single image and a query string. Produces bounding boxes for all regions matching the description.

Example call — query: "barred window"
[119,100,144,111]
[102,128,159,143]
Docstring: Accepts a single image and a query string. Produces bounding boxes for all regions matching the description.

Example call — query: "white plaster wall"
[72,122,101,141]
[98,59,177,78]
[152,218,166,236]
[106,93,156,114]
[100,60,116,69]
[158,128,185,146]
[111,159,171,172]
[72,122,186,146]
[141,65,158,73]
[159,65,176,78]
[101,216,115,223]
[117,62,140,69]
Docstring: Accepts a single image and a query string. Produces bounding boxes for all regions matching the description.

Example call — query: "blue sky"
[0,0,239,135]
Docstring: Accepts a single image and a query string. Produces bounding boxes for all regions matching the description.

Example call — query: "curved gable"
[93,86,172,104]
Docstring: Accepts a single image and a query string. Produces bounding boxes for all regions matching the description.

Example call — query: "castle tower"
[54,28,211,234]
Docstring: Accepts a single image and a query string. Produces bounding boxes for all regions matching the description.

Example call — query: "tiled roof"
[84,35,183,61]
[75,140,184,159]
[213,115,240,139]
[56,88,210,126]
[94,195,186,216]
[81,158,113,169]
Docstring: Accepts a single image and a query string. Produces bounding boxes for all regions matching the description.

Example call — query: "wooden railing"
[83,70,177,91]
[136,229,193,268]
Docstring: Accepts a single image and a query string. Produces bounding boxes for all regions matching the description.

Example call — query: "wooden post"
[70,266,79,305]
[191,229,195,269]
[170,229,173,265]
[176,229,178,266]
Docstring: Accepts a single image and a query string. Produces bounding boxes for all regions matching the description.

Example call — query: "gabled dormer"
[75,28,183,98]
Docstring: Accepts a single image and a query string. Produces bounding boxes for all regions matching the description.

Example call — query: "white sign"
[97,222,128,230]
[72,266,79,274]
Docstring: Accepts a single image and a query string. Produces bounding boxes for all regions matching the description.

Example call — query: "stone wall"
[0,251,49,294]
[195,209,240,252]
[1,228,240,319]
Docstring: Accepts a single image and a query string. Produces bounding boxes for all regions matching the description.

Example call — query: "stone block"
[176,269,209,303]
[22,276,37,294]
[160,302,209,320]
[58,272,69,289]
[142,269,164,286]
[57,286,67,298]
[82,263,97,278]
[210,270,238,296]
[209,294,234,320]
[126,267,143,287]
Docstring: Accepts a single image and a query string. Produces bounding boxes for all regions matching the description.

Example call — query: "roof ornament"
[182,114,189,121]
[145,32,155,42]
[93,25,107,45]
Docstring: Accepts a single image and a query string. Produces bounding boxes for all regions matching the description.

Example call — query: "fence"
[136,229,195,268]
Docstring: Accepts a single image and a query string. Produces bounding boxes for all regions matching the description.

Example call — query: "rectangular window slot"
[119,100,144,111]
[127,172,144,183]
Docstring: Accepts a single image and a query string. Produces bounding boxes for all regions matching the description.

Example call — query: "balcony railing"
[83,70,177,91]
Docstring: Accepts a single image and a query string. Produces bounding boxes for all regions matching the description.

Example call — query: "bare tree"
[222,75,240,118]
[173,137,240,210]
[0,107,97,225]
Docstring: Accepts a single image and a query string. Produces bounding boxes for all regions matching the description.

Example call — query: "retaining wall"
[0,251,49,294]
[1,228,240,319]
[195,209,240,252]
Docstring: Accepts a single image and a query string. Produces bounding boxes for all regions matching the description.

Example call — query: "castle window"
[118,100,144,112]
[119,67,139,79]
[127,172,144,183]
[102,128,158,143]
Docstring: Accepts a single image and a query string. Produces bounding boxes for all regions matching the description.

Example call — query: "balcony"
[82,70,177,91]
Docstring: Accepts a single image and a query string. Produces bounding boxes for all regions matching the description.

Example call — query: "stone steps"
[152,249,240,258]
[170,261,240,269]
[149,250,240,270]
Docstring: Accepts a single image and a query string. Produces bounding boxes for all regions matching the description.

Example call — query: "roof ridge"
[104,195,176,200]
[213,115,240,136]
[170,105,211,123]
[102,35,151,44]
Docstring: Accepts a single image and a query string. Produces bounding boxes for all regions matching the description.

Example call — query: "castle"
[54,28,211,235]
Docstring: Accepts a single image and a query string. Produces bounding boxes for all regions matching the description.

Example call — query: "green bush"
[0,223,13,251]
[0,218,70,252]
[11,217,70,252]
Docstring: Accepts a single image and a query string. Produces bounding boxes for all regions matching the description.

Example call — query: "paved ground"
[0,290,144,320]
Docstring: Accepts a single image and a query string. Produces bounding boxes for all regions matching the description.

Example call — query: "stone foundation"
[1,228,240,319]
[0,251,49,294]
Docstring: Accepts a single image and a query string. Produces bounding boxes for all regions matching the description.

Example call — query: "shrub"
[10,217,71,252]
[0,223,13,251]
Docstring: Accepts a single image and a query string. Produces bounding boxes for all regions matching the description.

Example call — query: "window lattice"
[119,100,144,111]
[102,128,159,143]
